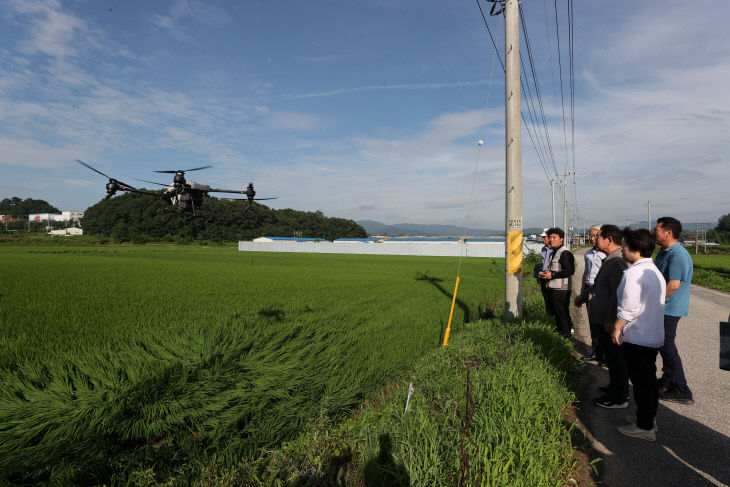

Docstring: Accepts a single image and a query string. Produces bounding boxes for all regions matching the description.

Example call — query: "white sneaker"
[624,415,658,432]
[618,423,656,441]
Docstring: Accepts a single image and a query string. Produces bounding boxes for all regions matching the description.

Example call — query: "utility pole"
[563,171,568,248]
[695,223,699,255]
[647,201,651,230]
[550,180,556,227]
[504,0,522,320]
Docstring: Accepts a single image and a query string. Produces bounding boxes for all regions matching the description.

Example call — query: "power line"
[519,3,560,179]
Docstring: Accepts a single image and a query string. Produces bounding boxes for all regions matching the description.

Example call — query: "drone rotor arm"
[133,177,169,187]
[208,188,245,194]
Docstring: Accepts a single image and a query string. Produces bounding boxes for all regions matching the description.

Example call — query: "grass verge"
[166,319,578,486]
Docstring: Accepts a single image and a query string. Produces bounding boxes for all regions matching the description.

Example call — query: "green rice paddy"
[691,253,730,291]
[1,244,525,483]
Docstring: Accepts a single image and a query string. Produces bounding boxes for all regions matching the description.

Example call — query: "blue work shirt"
[654,243,693,317]
[540,245,551,271]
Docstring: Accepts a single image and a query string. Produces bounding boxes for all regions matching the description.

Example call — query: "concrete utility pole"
[504,0,523,320]
[563,171,568,248]
[647,201,652,230]
[695,223,699,255]
[551,179,556,227]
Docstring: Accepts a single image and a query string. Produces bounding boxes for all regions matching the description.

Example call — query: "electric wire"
[520,3,560,180]
[456,13,502,278]
[475,0,557,186]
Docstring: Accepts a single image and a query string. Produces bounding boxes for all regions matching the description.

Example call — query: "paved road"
[571,248,730,487]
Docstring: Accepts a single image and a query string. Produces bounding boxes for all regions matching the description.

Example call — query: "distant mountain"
[357,220,545,237]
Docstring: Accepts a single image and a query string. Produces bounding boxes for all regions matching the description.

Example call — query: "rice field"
[0,244,510,484]
[691,253,730,291]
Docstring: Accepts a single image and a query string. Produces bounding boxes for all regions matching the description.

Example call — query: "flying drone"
[77,160,277,222]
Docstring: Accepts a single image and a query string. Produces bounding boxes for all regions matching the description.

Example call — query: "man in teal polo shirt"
[654,216,694,404]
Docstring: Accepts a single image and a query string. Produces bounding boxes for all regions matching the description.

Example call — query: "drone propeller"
[76,159,138,199]
[154,165,212,174]
[76,159,112,179]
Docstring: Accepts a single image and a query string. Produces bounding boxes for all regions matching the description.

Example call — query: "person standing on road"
[612,228,666,441]
[577,225,606,362]
[654,216,695,404]
[576,224,630,409]
[539,227,575,338]
[536,229,555,316]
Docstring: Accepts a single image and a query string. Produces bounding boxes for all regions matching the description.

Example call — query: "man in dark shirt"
[539,227,575,338]
[576,224,630,408]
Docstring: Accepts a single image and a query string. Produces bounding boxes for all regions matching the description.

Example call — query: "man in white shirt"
[611,228,666,441]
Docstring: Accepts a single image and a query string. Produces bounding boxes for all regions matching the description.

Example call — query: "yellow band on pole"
[507,231,523,275]
[442,276,460,347]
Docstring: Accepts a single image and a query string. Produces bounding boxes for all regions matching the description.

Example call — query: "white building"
[48,228,84,236]
[62,211,84,221]
[29,211,84,222]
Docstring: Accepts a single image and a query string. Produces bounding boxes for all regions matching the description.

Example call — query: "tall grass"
[0,245,506,483]
[210,320,577,486]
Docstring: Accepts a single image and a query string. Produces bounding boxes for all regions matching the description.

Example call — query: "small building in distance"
[48,227,84,236]
[28,211,84,222]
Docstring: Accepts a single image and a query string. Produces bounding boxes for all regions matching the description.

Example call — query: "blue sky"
[1,0,728,229]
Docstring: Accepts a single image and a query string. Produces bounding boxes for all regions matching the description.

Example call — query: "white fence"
[239,240,546,258]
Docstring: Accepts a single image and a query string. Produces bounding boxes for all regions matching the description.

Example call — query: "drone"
[77,160,277,222]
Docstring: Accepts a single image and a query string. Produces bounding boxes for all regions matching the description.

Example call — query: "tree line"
[79,192,367,242]
[0,197,60,217]
[706,213,730,244]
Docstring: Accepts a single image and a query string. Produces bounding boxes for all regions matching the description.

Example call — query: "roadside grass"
[190,320,577,487]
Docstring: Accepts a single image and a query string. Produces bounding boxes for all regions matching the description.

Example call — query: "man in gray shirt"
[577,225,606,362]
[576,224,630,408]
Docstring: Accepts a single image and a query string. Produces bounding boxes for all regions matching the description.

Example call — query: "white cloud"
[268,112,324,132]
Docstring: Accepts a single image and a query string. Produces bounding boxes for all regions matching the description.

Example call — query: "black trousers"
[548,289,572,337]
[623,342,660,431]
[586,302,604,360]
[659,315,691,394]
[540,280,555,316]
[598,326,628,401]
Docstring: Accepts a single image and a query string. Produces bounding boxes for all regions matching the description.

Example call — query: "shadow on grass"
[516,324,575,374]
[258,306,286,322]
[415,271,470,324]
[363,434,410,487]
[291,448,355,487]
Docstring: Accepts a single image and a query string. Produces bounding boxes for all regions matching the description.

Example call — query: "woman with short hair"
[611,228,666,441]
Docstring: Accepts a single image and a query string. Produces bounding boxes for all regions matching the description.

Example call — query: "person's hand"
[573,295,584,307]
[611,327,622,346]
[542,271,552,280]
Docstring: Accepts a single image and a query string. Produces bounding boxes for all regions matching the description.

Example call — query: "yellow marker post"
[442,276,460,347]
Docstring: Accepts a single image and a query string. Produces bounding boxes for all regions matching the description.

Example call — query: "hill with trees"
[0,197,60,217]
[707,213,730,244]
[81,192,367,242]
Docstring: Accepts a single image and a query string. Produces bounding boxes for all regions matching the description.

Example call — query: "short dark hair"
[656,216,682,239]
[599,224,622,245]
[622,228,656,258]
[546,227,564,239]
